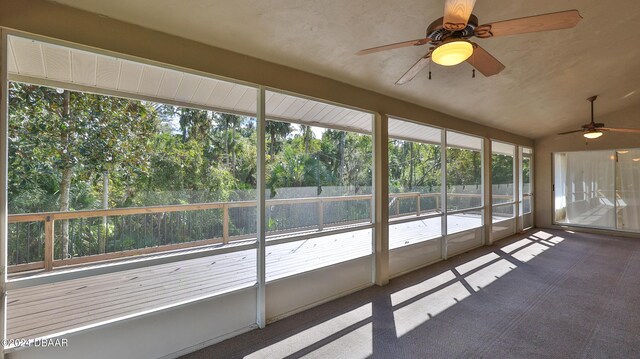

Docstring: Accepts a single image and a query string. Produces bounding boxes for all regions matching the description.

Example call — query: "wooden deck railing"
[7,191,504,273]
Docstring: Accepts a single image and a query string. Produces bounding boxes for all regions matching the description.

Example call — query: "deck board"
[7,215,483,340]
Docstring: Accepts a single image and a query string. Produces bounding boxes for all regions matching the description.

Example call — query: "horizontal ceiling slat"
[96,56,119,90]
[156,69,182,99]
[11,37,45,77]
[492,141,515,156]
[273,95,296,115]
[447,131,482,151]
[310,104,334,122]
[234,87,258,113]
[42,44,71,82]
[263,90,372,133]
[317,106,346,124]
[265,91,286,113]
[388,117,441,145]
[71,51,97,86]
[7,43,18,73]
[117,61,143,93]
[174,73,201,102]
[138,66,164,96]
[292,100,318,120]
[207,81,235,108]
[223,85,247,110]
[190,77,217,105]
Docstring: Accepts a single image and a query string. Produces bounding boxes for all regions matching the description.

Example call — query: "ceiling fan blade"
[557,129,584,135]
[466,44,505,77]
[475,10,582,38]
[443,0,477,31]
[395,52,432,85]
[600,128,640,133]
[356,38,432,55]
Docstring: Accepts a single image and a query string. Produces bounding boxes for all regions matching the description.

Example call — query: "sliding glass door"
[554,149,640,233]
[616,149,640,231]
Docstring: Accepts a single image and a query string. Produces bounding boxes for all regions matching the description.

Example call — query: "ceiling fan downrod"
[588,95,597,124]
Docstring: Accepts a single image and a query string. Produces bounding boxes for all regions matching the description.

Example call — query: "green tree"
[9,83,158,257]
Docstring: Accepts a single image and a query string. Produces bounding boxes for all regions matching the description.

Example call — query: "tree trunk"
[302,126,311,154]
[270,131,276,156]
[100,171,108,254]
[338,132,345,183]
[224,119,229,166]
[60,90,72,259]
[409,142,415,190]
[59,166,73,259]
[231,125,236,174]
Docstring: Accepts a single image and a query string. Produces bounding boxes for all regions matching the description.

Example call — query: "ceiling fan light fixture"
[583,130,603,139]
[431,40,474,66]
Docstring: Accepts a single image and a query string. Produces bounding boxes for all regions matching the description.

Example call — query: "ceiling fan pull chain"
[472,69,476,78]
[429,60,432,80]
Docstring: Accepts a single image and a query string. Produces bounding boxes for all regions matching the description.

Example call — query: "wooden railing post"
[44,216,54,271]
[416,193,421,216]
[436,194,440,211]
[317,199,324,231]
[222,204,229,244]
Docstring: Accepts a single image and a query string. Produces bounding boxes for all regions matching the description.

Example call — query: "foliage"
[7,83,515,264]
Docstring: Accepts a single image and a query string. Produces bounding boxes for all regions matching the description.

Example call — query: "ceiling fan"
[356,0,582,85]
[558,96,640,139]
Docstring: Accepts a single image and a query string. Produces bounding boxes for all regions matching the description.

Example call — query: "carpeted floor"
[182,229,640,359]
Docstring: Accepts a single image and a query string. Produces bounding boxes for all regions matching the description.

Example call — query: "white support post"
[515,147,522,232]
[0,29,8,358]
[373,113,389,286]
[256,87,266,328]
[529,150,535,228]
[483,138,492,245]
[441,130,448,260]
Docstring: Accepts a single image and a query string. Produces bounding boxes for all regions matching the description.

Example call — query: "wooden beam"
[43,216,54,271]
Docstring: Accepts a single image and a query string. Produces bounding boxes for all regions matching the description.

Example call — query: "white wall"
[266,257,372,322]
[7,288,257,359]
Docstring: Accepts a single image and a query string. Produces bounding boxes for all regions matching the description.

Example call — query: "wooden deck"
[7,215,484,341]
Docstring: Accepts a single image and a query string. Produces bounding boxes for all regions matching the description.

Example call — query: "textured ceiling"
[49,0,640,138]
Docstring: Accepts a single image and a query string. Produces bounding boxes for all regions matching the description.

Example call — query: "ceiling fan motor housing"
[427,15,478,44]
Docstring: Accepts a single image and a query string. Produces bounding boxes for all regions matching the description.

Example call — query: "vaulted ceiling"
[49,0,640,138]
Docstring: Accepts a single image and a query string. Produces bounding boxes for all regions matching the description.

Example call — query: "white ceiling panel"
[7,35,372,133]
[389,117,441,144]
[447,131,482,151]
[265,91,286,113]
[272,95,296,115]
[234,87,257,113]
[7,43,18,73]
[96,56,120,90]
[10,37,45,77]
[281,98,307,118]
[156,69,182,98]
[174,73,200,102]
[42,44,71,82]
[207,80,234,108]
[138,66,164,96]
[71,51,96,86]
[492,141,516,156]
[223,85,247,109]
[190,77,217,105]
[117,61,144,92]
